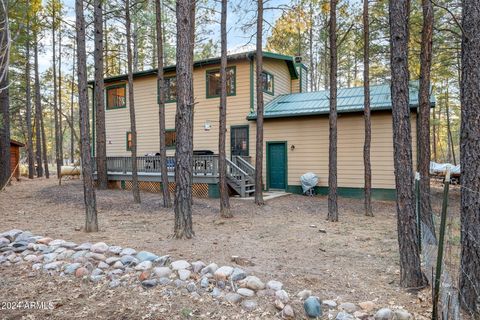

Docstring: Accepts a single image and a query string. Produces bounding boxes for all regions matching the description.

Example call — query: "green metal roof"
[247,82,435,120]
[88,51,299,85]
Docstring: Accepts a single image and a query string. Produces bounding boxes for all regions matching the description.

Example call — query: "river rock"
[113,261,124,269]
[1,229,23,241]
[171,260,191,270]
[141,279,158,288]
[394,309,413,320]
[200,277,209,288]
[282,305,295,319]
[297,289,312,300]
[225,293,242,304]
[211,287,222,298]
[35,237,51,245]
[323,300,337,308]
[49,239,66,247]
[178,269,191,281]
[86,252,106,261]
[91,268,103,277]
[24,254,39,263]
[98,261,110,269]
[108,246,122,255]
[267,280,283,291]
[304,296,322,318]
[61,242,77,249]
[275,290,289,303]
[242,300,258,311]
[339,302,358,313]
[120,248,136,256]
[186,282,196,292]
[75,267,90,278]
[158,278,171,286]
[64,263,81,274]
[120,255,138,266]
[75,243,92,251]
[191,261,206,273]
[105,257,120,265]
[91,242,109,253]
[153,266,172,278]
[336,311,355,320]
[43,252,58,263]
[109,279,121,288]
[44,261,63,270]
[374,308,394,320]
[155,255,170,266]
[359,301,376,312]
[135,261,153,271]
[231,267,247,281]
[136,251,158,262]
[214,266,234,280]
[201,263,218,275]
[241,276,265,290]
[238,288,255,297]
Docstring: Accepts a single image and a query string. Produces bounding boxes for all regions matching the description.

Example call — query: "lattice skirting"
[113,181,210,198]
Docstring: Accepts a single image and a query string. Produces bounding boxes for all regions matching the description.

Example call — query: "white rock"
[339,302,358,313]
[49,239,66,247]
[237,288,255,297]
[191,261,206,273]
[266,280,283,291]
[105,257,120,265]
[120,248,136,256]
[98,261,110,269]
[153,267,172,278]
[171,260,191,270]
[24,254,39,263]
[214,266,234,280]
[297,289,312,300]
[275,289,289,303]
[394,309,413,320]
[113,261,124,269]
[135,261,153,271]
[322,299,337,308]
[201,263,218,275]
[108,246,122,255]
[375,308,394,320]
[91,242,109,253]
[178,269,191,281]
[241,276,265,291]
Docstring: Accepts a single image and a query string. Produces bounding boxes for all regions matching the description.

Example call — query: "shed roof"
[10,139,25,147]
[247,82,435,120]
[90,51,299,85]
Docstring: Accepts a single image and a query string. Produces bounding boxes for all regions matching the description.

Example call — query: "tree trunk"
[41,98,50,179]
[126,0,141,204]
[445,84,456,166]
[52,7,62,181]
[254,0,264,206]
[432,100,437,162]
[70,40,75,164]
[25,1,35,180]
[363,0,372,217]
[34,30,43,177]
[327,0,338,222]
[94,0,108,189]
[174,0,195,239]
[155,0,171,208]
[58,25,63,168]
[0,1,10,189]
[219,0,231,217]
[75,0,98,233]
[389,0,426,288]
[417,0,435,238]
[459,0,480,315]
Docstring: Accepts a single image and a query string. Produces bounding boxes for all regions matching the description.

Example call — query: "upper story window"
[158,77,177,103]
[206,67,236,98]
[262,71,274,95]
[106,84,126,110]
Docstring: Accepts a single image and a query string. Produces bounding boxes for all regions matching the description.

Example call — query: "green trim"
[266,141,288,191]
[262,70,274,96]
[157,76,177,104]
[230,125,250,157]
[166,128,176,149]
[208,183,220,198]
[121,180,126,190]
[106,84,127,110]
[285,185,396,201]
[126,131,132,151]
[206,66,237,99]
[249,59,254,112]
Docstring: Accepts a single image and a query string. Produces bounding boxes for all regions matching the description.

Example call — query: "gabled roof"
[89,51,299,85]
[247,82,435,120]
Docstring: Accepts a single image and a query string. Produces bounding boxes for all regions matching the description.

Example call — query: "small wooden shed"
[9,140,24,180]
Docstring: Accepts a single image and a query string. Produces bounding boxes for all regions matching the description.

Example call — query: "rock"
[275,290,289,303]
[43,252,58,263]
[394,309,412,320]
[1,229,23,241]
[109,279,121,288]
[91,268,103,276]
[155,255,170,266]
[36,237,52,245]
[98,261,110,269]
[217,281,226,289]
[136,251,158,262]
[171,260,191,270]
[211,287,222,298]
[359,301,376,312]
[12,246,28,253]
[112,261,124,269]
[105,257,120,265]
[231,267,247,281]
[24,254,39,263]
[44,261,63,270]
[241,276,265,291]
[139,271,150,281]
[275,299,285,310]
[339,302,358,313]
[120,255,138,266]
[57,250,75,260]
[120,248,136,256]
[186,282,196,292]
[178,269,191,281]
[108,246,122,255]
[282,305,295,319]
[74,243,92,251]
[225,293,243,304]
[201,263,218,275]
[61,242,77,249]
[90,275,104,283]
[64,263,81,274]
[257,289,276,297]
[241,300,258,312]
[91,242,109,253]
[49,239,66,247]
[374,308,394,320]
[191,292,201,300]
[174,279,185,288]
[200,277,209,288]
[108,269,124,276]
[214,266,234,280]
[135,261,153,271]
[191,261,206,273]
[267,280,283,291]
[158,278,171,286]
[336,311,355,320]
[32,263,42,270]
[86,252,106,261]
[353,311,369,319]
[237,288,255,297]
[75,267,90,278]
[304,296,322,318]
[141,279,158,288]
[72,250,88,260]
[322,300,337,308]
[153,267,172,278]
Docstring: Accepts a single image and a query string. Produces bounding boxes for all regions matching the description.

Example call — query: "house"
[90,51,432,200]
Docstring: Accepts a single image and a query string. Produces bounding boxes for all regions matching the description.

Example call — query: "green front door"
[267,142,287,190]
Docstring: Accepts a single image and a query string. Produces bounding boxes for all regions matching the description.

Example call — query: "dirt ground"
[0,178,453,319]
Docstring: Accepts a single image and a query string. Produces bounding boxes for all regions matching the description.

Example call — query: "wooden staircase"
[226,156,256,197]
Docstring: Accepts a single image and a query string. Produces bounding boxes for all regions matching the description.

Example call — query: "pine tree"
[363,0,372,217]
[254,0,264,206]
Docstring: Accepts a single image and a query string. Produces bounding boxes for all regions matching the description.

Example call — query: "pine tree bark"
[34,30,43,177]
[94,0,108,189]
[52,6,62,181]
[41,99,50,178]
[327,0,338,222]
[363,0,372,217]
[70,41,75,164]
[459,0,480,315]
[155,0,171,208]
[254,0,265,206]
[219,0,231,217]
[75,0,98,233]
[389,0,426,288]
[174,0,195,239]
[126,0,141,204]
[418,0,435,238]
[25,1,35,180]
[58,26,63,168]
[0,1,10,189]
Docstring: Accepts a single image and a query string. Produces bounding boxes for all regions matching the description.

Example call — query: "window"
[158,77,177,103]
[206,67,236,98]
[262,71,274,95]
[126,132,132,151]
[106,84,126,110]
[165,129,176,149]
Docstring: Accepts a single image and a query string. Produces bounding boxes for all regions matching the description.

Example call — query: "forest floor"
[0,177,460,319]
